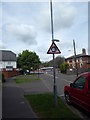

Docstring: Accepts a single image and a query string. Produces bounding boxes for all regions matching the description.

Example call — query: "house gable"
[0,50,17,61]
[0,50,17,70]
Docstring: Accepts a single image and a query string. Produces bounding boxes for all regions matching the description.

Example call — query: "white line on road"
[59,94,64,97]
[62,79,72,83]
[46,73,72,83]
[41,79,52,92]
[48,74,53,77]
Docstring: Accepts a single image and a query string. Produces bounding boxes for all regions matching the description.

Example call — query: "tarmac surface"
[2,78,38,119]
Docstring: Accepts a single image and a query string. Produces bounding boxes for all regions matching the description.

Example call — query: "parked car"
[64,72,90,113]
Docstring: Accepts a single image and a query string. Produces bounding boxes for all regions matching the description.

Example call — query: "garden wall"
[2,69,20,78]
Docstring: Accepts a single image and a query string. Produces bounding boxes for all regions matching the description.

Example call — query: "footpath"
[2,78,39,119]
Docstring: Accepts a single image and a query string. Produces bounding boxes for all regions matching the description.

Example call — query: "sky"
[0,0,89,62]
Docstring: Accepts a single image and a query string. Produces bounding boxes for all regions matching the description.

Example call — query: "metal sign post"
[47,40,61,107]
[53,53,58,106]
[47,0,61,107]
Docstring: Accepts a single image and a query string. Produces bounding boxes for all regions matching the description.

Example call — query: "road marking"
[47,74,58,78]
[48,74,53,77]
[41,79,52,92]
[46,73,72,83]
[62,79,72,83]
[59,94,64,97]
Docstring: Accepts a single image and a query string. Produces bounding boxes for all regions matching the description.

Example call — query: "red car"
[64,72,90,113]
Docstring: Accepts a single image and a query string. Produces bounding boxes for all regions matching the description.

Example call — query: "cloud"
[60,41,73,49]
[6,24,37,45]
[0,42,6,49]
[37,3,77,33]
[2,2,88,61]
[54,3,77,31]
[2,0,90,2]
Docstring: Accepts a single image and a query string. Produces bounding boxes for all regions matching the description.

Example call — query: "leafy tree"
[41,56,65,68]
[48,56,65,68]
[17,50,41,72]
[55,56,65,68]
[60,62,69,73]
[41,62,49,67]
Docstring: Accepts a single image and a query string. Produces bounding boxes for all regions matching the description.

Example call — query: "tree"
[41,56,65,68]
[60,62,69,73]
[41,62,49,67]
[48,56,65,68]
[17,50,41,72]
[55,56,65,68]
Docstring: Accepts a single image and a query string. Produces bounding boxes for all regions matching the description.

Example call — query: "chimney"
[82,48,86,55]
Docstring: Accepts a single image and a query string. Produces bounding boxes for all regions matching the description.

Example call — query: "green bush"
[60,62,69,73]
[2,73,5,83]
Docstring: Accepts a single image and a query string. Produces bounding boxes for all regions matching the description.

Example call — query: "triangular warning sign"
[47,41,61,54]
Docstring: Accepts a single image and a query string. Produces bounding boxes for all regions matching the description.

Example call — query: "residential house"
[0,50,19,78]
[65,48,90,73]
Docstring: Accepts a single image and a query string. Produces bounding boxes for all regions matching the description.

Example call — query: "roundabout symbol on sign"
[47,41,61,54]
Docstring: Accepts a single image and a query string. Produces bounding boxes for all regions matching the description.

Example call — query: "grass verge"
[14,75,40,84]
[24,94,81,119]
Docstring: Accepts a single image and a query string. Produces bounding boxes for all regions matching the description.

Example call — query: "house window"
[72,59,74,62]
[80,63,83,68]
[67,60,69,64]
[76,59,78,62]
[0,62,3,68]
[72,62,75,68]
[80,57,82,62]
[6,66,13,71]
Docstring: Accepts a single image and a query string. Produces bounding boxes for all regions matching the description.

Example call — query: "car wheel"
[65,92,71,105]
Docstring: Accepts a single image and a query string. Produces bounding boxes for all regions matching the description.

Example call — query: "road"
[40,71,76,97]
[40,71,90,120]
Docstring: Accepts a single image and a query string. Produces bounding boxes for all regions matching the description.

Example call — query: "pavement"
[17,79,51,95]
[2,78,39,119]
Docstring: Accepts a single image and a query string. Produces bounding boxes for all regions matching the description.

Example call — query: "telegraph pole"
[50,0,58,106]
[73,40,78,77]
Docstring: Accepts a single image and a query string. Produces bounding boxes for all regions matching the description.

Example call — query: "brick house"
[65,48,90,73]
[0,50,19,78]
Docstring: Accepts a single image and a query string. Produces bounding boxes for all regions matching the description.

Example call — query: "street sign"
[47,41,61,54]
